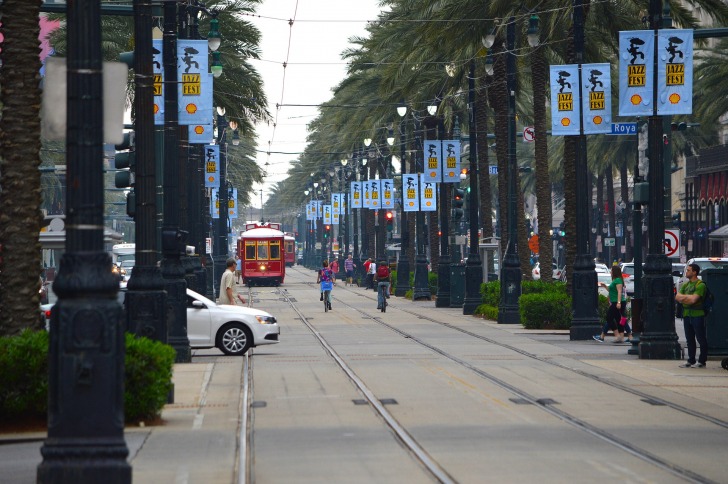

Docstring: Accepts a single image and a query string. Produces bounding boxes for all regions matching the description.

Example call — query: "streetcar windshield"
[270,242,280,260]
[245,242,255,260]
[257,241,268,260]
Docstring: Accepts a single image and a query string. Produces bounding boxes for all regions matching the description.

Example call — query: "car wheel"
[216,323,252,356]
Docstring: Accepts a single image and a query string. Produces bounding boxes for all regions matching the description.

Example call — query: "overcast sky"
[249,0,383,207]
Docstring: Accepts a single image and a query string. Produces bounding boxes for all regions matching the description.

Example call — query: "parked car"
[532,262,565,281]
[594,263,609,274]
[597,272,613,298]
[43,288,280,356]
[671,263,686,288]
[677,257,728,290]
[118,259,135,282]
[619,262,640,297]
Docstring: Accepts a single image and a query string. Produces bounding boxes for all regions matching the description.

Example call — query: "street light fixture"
[207,16,222,51]
[211,51,223,78]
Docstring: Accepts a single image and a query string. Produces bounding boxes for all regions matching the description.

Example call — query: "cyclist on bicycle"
[374,260,391,310]
[317,260,335,310]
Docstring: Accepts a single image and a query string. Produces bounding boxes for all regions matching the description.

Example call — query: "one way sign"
[664,229,680,257]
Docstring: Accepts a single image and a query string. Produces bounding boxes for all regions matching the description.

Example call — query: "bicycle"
[377,282,389,312]
[321,280,333,312]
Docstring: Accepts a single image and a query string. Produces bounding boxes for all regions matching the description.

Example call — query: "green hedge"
[0,330,176,425]
[519,292,572,329]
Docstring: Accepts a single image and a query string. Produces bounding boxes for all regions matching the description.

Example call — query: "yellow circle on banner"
[186,103,197,114]
[561,118,571,126]
[669,93,681,104]
[630,94,642,105]
[593,116,603,125]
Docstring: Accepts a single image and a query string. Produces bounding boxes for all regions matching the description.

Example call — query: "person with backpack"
[316,260,335,310]
[676,263,708,368]
[374,260,391,310]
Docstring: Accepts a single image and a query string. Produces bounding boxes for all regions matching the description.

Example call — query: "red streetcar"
[283,233,296,267]
[237,222,286,286]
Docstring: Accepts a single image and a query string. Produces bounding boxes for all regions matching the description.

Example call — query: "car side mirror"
[192,300,205,309]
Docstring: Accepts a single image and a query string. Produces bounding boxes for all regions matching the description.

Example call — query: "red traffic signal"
[385,211,394,220]
[325,225,331,231]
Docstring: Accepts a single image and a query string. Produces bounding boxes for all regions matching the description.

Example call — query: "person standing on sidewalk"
[593,265,630,343]
[235,254,242,284]
[676,263,708,368]
[344,254,356,286]
[366,258,377,290]
[219,258,246,305]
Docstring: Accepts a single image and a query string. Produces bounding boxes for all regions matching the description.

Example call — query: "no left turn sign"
[664,229,680,257]
[523,126,535,142]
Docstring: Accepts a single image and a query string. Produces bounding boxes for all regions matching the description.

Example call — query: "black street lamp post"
[413,118,431,300]
[568,1,600,338]
[640,0,681,359]
[463,61,484,315]
[498,19,522,324]
[160,0,191,362]
[395,103,410,296]
[38,0,131,481]
[434,109,451,308]
[213,109,230,298]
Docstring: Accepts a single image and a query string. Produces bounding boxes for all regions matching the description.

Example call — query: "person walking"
[676,263,708,368]
[330,258,340,278]
[366,258,377,290]
[219,258,246,305]
[235,254,242,284]
[344,254,356,286]
[593,265,630,343]
[316,259,335,310]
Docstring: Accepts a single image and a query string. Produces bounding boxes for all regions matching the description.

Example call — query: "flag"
[351,181,362,208]
[203,144,220,188]
[550,64,581,135]
[442,140,461,183]
[420,175,437,212]
[657,29,693,115]
[581,63,612,134]
[403,174,419,212]
[380,179,394,208]
[423,140,442,182]
[618,30,654,116]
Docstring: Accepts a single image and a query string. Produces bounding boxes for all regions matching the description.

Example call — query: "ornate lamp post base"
[162,255,191,363]
[569,254,601,339]
[413,254,431,300]
[497,251,521,324]
[463,254,483,315]
[126,266,167,341]
[435,255,451,307]
[395,258,410,296]
[639,254,681,359]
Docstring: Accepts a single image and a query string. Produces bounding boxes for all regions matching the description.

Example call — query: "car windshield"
[696,260,728,271]
[621,265,635,276]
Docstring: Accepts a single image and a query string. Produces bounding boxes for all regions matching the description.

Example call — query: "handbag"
[619,316,627,326]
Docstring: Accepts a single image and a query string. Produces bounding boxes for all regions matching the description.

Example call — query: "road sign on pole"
[523,126,535,142]
[664,229,680,257]
[609,122,637,135]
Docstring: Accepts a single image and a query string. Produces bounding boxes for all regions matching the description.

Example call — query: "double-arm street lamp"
[395,101,411,296]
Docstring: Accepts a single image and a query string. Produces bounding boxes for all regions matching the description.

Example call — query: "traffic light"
[385,211,394,232]
[324,225,331,238]
[672,213,681,229]
[452,188,465,221]
[114,130,136,218]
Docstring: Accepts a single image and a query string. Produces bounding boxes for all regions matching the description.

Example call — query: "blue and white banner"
[581,63,612,134]
[306,202,314,221]
[370,179,382,209]
[403,174,420,212]
[380,179,394,209]
[228,188,237,219]
[550,64,581,135]
[420,175,437,212]
[331,193,342,215]
[351,181,362,208]
[211,188,220,219]
[189,124,214,144]
[619,30,654,116]
[442,140,461,183]
[203,144,220,188]
[177,40,211,126]
[315,200,323,219]
[362,181,372,209]
[153,39,164,126]
[323,205,332,224]
[423,140,442,182]
[657,29,693,115]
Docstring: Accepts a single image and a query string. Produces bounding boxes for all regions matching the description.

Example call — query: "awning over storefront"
[709,224,728,241]
[699,172,727,205]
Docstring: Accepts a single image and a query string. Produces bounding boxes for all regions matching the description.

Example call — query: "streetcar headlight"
[255,315,277,325]
[259,264,266,271]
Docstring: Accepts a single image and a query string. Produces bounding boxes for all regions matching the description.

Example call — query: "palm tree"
[0,0,45,335]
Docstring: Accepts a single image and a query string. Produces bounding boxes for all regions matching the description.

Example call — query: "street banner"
[423,140,442,182]
[619,30,654,116]
[351,181,362,208]
[380,179,394,209]
[315,200,323,219]
[581,63,612,134]
[153,39,164,126]
[203,144,220,188]
[370,179,381,209]
[363,180,371,209]
[228,188,237,218]
[442,140,461,183]
[403,174,420,212]
[323,205,332,224]
[657,29,693,115]
[211,188,219,218]
[420,174,437,212]
[331,193,342,215]
[306,202,313,221]
[550,64,581,135]
[189,124,213,144]
[177,40,211,126]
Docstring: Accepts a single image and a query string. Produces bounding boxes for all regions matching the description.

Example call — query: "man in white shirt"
[219,258,246,305]
[366,259,377,290]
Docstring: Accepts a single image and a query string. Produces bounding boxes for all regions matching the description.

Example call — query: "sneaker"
[592,335,604,343]
[320,294,323,301]
[679,362,695,368]
[696,363,706,368]
[328,303,332,310]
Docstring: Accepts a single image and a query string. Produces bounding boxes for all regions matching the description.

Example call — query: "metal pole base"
[126,266,167,342]
[569,254,601,340]
[38,450,131,484]
[463,255,483,315]
[435,255,451,307]
[162,257,190,363]
[639,254,681,359]
[204,254,215,301]
[498,251,521,324]
[395,259,410,296]
[413,254,431,300]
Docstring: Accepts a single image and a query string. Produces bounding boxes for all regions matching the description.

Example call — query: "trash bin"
[449,263,466,308]
[702,268,728,357]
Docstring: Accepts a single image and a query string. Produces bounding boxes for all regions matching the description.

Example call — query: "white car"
[619,262,639,296]
[677,257,728,290]
[594,263,609,273]
[186,289,280,355]
[532,262,565,281]
[597,272,613,298]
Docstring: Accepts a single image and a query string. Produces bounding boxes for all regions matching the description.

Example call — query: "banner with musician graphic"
[423,140,442,182]
[581,63,612,134]
[442,140,461,183]
[370,179,381,209]
[619,30,654,116]
[351,181,362,209]
[203,144,220,188]
[657,29,693,115]
[420,175,437,212]
[550,64,581,135]
[403,174,419,212]
[380,179,394,209]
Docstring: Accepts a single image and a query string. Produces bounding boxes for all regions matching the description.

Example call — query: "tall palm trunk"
[563,138,577,293]
[531,42,553,280]
[488,42,509,254]
[0,0,45,335]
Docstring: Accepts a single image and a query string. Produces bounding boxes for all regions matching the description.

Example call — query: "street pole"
[639,0,681,359]
[213,111,230,297]
[435,115,451,308]
[568,1,600,339]
[498,19,522,324]
[125,0,166,341]
[38,0,131,481]
[463,61,484,315]
[413,118,431,300]
[395,109,410,296]
[161,0,191,362]
[628,122,645,355]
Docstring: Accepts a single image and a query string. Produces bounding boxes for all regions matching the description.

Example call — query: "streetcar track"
[311,285,719,484]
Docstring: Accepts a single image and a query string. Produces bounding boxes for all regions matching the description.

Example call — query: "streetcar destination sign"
[609,122,637,135]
